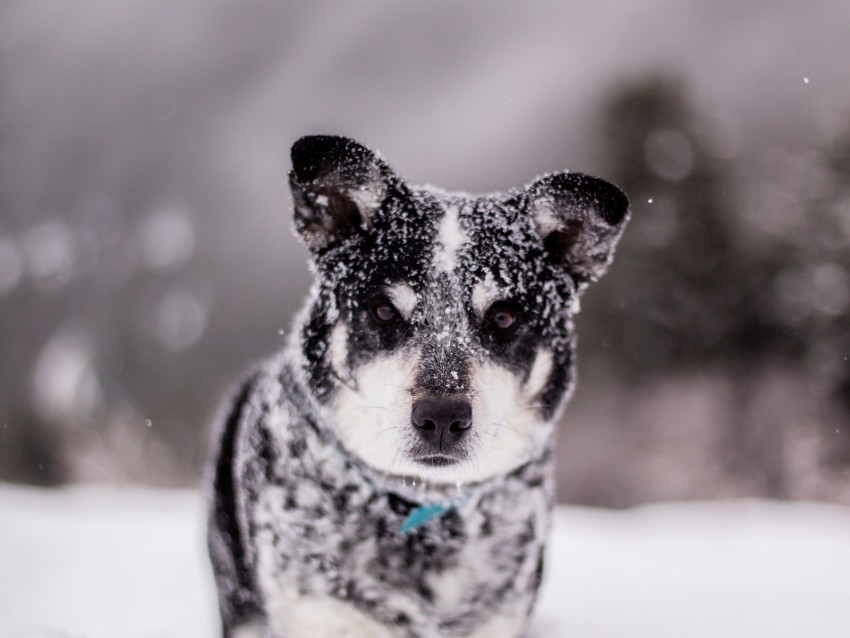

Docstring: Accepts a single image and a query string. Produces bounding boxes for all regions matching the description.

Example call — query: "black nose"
[411,397,472,448]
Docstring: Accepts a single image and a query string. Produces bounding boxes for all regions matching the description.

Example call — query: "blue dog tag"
[399,502,452,534]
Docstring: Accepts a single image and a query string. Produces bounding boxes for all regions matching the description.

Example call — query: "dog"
[207,135,629,638]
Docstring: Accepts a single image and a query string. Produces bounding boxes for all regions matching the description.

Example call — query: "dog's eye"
[492,309,516,329]
[486,303,520,333]
[371,302,399,324]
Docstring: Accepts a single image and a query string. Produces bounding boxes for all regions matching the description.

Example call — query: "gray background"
[2,0,849,505]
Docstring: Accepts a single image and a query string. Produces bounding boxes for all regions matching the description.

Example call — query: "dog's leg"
[208,373,265,638]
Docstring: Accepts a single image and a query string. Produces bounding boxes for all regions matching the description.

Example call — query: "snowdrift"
[1,484,849,637]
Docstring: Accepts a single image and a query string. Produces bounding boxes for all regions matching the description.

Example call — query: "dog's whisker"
[330,370,358,392]
[490,422,524,441]
[480,430,510,449]
[344,422,402,453]
[507,403,552,414]
[335,404,388,419]
[390,445,408,472]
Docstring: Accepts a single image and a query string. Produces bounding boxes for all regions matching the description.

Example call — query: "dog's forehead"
[327,186,560,313]
[411,188,544,299]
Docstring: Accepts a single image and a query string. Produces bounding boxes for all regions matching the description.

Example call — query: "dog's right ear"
[524,172,630,288]
[289,135,391,251]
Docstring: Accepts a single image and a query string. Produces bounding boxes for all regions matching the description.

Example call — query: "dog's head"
[288,136,628,484]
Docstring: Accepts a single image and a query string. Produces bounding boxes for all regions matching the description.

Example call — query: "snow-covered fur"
[207,136,629,638]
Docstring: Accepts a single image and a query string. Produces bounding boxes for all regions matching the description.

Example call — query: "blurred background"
[1,0,849,507]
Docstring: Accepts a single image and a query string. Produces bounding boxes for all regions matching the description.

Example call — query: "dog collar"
[399,492,472,534]
[399,502,453,534]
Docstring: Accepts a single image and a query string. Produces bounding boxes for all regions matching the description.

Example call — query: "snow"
[2,484,849,638]
[534,504,850,638]
[0,484,218,638]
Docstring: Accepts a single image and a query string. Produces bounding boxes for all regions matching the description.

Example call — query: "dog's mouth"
[415,454,460,467]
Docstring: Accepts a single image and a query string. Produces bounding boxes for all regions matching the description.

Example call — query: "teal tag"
[399,502,452,534]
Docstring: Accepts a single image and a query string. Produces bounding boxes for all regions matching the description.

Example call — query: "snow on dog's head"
[288,135,629,484]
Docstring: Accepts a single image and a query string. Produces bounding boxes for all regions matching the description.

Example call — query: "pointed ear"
[525,172,629,286]
[289,135,392,251]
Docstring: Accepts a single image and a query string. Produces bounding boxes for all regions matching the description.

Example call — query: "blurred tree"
[581,75,850,495]
[586,75,780,374]
[761,125,850,464]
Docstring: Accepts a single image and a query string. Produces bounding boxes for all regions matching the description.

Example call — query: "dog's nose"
[411,397,472,448]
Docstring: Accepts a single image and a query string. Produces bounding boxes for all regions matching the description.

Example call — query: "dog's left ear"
[524,172,629,286]
[289,135,392,251]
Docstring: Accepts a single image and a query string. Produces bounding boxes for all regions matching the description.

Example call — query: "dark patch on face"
[538,347,573,418]
[346,289,414,364]
[300,188,441,399]
[456,196,578,421]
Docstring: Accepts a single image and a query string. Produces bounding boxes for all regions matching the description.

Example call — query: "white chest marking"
[265,587,402,638]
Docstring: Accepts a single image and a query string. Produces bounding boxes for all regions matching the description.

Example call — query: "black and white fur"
[207,136,629,638]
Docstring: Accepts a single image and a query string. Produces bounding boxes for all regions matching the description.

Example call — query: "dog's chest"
[241,374,550,637]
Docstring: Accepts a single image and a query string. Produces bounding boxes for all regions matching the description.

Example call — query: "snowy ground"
[1,485,849,638]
